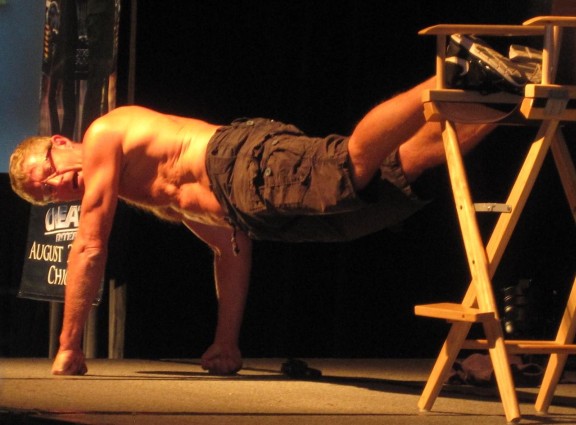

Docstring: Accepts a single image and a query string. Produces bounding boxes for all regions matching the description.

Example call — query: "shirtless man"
[9,77,492,376]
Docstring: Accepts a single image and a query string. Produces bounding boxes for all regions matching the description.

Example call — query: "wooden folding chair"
[414,16,576,423]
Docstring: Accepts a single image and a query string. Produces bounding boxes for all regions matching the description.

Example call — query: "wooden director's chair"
[414,16,576,423]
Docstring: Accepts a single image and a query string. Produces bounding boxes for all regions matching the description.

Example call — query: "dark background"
[1,0,574,361]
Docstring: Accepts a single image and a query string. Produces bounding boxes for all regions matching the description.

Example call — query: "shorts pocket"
[258,137,312,213]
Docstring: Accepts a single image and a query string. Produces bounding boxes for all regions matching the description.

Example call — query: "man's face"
[25,139,84,203]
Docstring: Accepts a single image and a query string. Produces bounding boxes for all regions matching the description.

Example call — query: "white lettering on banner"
[47,265,67,285]
[27,241,65,263]
[45,205,81,234]
[55,232,76,242]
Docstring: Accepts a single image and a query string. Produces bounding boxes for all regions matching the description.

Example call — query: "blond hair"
[9,136,52,205]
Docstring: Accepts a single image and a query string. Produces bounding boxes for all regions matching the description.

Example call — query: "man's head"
[9,135,84,205]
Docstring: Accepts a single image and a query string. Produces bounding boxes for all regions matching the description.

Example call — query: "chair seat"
[422,89,523,123]
[423,84,576,123]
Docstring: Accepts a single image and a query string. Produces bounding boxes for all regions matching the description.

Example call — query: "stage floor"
[1,358,575,425]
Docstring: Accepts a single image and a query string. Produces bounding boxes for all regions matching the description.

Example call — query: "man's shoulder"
[92,105,161,128]
[82,114,127,155]
[107,105,156,116]
[84,106,153,143]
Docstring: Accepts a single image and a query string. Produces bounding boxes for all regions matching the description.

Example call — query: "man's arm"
[183,219,252,375]
[52,130,122,375]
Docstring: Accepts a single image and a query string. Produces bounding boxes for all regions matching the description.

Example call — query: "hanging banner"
[18,203,82,301]
[18,0,121,303]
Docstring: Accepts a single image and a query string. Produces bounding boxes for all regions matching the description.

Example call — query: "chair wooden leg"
[536,132,576,413]
[537,354,569,414]
[550,131,576,216]
[484,318,521,423]
[418,321,473,412]
[485,124,559,273]
[536,276,576,413]
[442,120,521,422]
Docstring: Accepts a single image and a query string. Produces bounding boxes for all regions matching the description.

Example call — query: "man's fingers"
[202,358,240,375]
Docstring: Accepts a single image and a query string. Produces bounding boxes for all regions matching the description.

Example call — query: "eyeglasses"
[40,146,57,202]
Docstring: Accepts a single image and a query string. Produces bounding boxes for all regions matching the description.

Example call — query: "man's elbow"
[70,240,108,263]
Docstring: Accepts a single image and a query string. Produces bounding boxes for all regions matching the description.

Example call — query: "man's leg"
[398,121,494,182]
[348,78,435,189]
[348,77,494,188]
